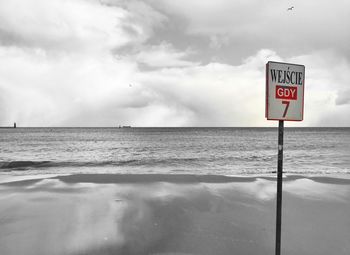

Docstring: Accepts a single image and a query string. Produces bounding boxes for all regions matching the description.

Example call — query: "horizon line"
[1,126,349,129]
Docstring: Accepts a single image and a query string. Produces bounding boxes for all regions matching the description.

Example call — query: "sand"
[0,174,350,255]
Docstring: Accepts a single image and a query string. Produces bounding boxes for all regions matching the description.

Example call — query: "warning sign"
[266,61,305,121]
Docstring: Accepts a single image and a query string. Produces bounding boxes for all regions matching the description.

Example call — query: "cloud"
[0,0,167,53]
[134,49,278,126]
[287,50,350,125]
[0,46,139,126]
[149,0,350,60]
[133,49,350,127]
[209,34,230,50]
[0,0,169,126]
[1,43,349,127]
[0,0,125,52]
[105,0,168,43]
[336,90,350,105]
[134,42,197,68]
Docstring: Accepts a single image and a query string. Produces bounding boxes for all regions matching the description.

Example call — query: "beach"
[1,174,350,255]
[1,0,350,253]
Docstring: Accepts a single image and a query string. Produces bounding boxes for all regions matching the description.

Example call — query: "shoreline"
[1,172,350,185]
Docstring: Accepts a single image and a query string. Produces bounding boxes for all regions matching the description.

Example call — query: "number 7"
[282,101,290,117]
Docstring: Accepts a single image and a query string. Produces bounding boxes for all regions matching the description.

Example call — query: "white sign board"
[266,61,305,121]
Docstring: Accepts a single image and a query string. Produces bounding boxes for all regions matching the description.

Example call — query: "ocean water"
[0,127,349,176]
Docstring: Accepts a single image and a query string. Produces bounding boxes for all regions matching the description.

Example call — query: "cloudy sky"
[0,0,349,127]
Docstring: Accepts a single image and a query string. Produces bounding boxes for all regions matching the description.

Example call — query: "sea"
[0,127,349,176]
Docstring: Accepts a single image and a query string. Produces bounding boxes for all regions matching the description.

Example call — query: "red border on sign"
[265,61,305,121]
[265,62,268,118]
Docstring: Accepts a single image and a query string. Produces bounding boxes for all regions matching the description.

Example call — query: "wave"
[0,155,274,171]
[0,160,133,170]
[1,159,349,176]
[0,158,202,171]
[0,161,52,170]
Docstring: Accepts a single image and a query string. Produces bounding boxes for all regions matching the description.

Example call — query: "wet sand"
[1,174,350,255]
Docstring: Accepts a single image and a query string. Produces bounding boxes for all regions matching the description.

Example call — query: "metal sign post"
[275,120,284,255]
[265,61,305,255]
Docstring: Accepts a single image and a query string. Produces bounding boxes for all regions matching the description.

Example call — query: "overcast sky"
[0,0,349,127]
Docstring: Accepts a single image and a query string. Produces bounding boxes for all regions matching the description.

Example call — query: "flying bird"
[287,6,294,11]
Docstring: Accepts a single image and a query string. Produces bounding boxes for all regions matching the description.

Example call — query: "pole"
[275,120,284,255]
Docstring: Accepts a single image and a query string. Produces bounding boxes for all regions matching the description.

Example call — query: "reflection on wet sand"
[1,174,350,255]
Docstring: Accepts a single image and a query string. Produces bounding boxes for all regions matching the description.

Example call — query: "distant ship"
[118,125,131,128]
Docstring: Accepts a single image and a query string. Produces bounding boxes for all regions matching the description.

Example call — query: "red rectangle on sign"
[275,86,297,100]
